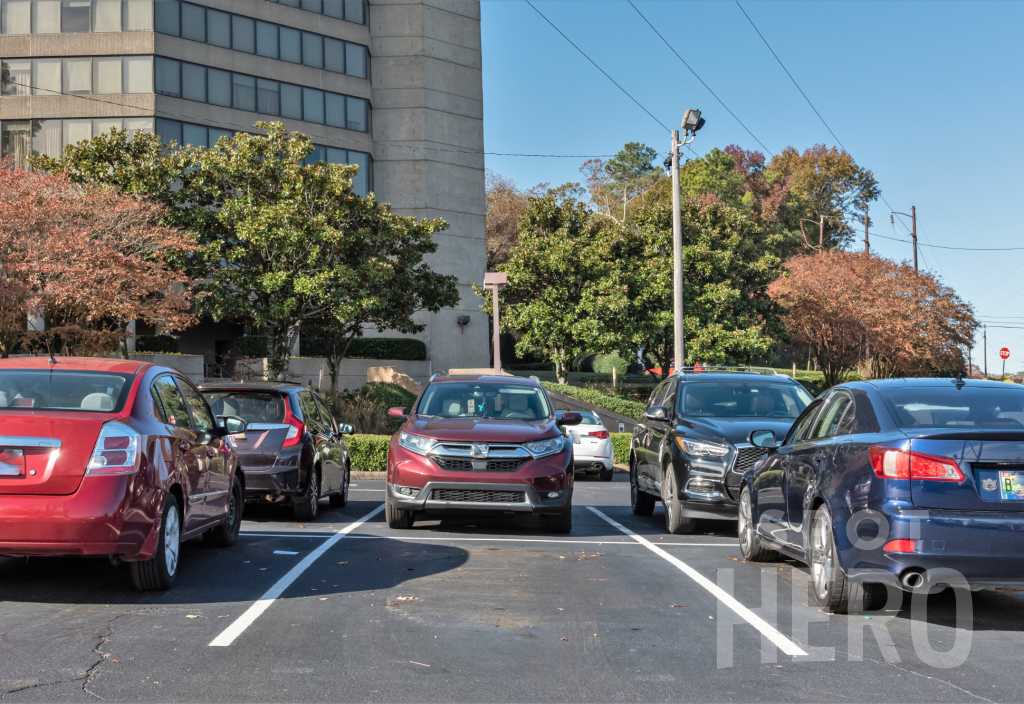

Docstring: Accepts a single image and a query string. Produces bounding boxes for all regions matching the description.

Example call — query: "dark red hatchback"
[0,357,245,590]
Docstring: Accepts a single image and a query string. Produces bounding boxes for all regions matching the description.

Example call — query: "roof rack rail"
[429,372,443,382]
[674,365,784,377]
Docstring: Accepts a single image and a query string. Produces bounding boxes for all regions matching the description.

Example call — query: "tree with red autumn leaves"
[0,164,195,356]
[769,250,978,387]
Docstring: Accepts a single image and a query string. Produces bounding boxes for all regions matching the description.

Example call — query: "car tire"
[808,504,885,614]
[543,506,572,534]
[630,460,655,516]
[599,466,614,482]
[385,492,415,529]
[662,466,695,535]
[738,487,778,562]
[206,477,243,548]
[329,464,350,508]
[130,494,181,592]
[293,467,320,522]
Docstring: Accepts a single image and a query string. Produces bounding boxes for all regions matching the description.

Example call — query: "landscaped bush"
[135,334,178,353]
[233,335,269,357]
[330,382,417,435]
[611,433,631,465]
[592,353,628,377]
[347,337,427,360]
[542,382,647,420]
[347,434,389,472]
[362,381,416,409]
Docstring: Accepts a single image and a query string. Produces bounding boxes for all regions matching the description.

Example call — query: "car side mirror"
[749,429,779,450]
[338,423,354,435]
[556,411,582,426]
[217,415,248,435]
[645,406,668,421]
[387,406,408,419]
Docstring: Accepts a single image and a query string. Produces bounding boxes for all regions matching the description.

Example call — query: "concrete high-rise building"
[0,0,488,373]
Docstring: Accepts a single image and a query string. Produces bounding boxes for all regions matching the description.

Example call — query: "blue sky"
[480,0,1024,374]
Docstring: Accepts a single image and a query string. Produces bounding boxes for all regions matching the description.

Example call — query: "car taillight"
[588,430,610,439]
[869,447,965,482]
[883,539,921,554]
[86,421,140,476]
[282,404,305,448]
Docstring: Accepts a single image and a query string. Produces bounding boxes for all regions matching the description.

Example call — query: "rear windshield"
[559,409,601,425]
[204,391,286,423]
[0,370,133,412]
[418,382,551,421]
[679,381,812,419]
[882,385,1024,429]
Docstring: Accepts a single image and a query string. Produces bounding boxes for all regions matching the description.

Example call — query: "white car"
[560,410,614,481]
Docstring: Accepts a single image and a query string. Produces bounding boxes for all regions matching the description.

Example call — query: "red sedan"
[0,357,246,590]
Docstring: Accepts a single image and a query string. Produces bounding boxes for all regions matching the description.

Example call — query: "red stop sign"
[1000,347,1011,360]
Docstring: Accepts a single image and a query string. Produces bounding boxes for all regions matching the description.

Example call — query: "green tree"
[581,142,660,221]
[37,123,458,378]
[497,187,609,384]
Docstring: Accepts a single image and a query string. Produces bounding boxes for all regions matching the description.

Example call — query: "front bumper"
[388,481,570,515]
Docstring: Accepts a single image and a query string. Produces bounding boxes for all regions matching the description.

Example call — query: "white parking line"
[587,506,807,657]
[209,504,384,647]
[240,531,737,547]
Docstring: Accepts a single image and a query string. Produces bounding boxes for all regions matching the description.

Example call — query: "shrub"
[592,353,627,376]
[330,382,416,435]
[542,382,647,420]
[234,335,269,357]
[362,381,416,409]
[347,434,389,472]
[135,334,178,353]
[347,337,427,361]
[611,433,631,465]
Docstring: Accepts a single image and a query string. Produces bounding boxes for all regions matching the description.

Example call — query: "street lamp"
[670,108,705,373]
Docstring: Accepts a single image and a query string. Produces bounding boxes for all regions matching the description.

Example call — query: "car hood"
[407,416,559,443]
[679,417,796,445]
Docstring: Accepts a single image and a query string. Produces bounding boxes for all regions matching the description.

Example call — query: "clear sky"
[480,0,1024,375]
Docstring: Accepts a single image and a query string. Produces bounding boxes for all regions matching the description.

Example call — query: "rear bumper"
[0,476,156,560]
[241,464,310,501]
[574,456,613,471]
[388,481,570,516]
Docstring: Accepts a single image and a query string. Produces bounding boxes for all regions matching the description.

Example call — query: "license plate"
[0,448,25,477]
[998,471,1024,500]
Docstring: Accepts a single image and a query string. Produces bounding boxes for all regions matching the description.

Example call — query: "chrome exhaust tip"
[900,569,927,591]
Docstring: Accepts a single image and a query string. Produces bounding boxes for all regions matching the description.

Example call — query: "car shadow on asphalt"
[0,501,468,605]
[886,587,1024,632]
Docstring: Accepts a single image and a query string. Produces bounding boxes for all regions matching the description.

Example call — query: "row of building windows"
[154,56,369,132]
[154,117,370,194]
[0,116,372,194]
[266,0,364,26]
[154,0,368,79]
[1,56,153,96]
[1,0,151,34]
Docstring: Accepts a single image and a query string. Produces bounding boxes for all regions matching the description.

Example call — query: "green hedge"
[362,381,416,409]
[543,382,647,420]
[135,334,178,353]
[348,434,389,472]
[611,432,631,466]
[348,338,426,361]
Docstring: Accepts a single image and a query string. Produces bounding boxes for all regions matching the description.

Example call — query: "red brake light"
[869,447,965,482]
[587,430,610,439]
[86,421,140,476]
[883,539,920,554]
[282,401,304,448]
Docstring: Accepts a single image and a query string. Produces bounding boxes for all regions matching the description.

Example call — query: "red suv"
[385,374,581,533]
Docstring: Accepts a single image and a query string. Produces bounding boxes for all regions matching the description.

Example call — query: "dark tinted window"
[176,379,215,433]
[0,370,132,412]
[204,391,286,424]
[785,399,823,445]
[152,374,190,427]
[811,393,855,439]
[679,381,812,419]
[882,385,1024,429]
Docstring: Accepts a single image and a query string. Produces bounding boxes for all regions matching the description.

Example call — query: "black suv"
[629,370,813,533]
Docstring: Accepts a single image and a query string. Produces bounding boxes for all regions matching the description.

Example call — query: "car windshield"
[204,391,286,423]
[679,381,812,419]
[0,370,133,412]
[882,385,1024,429]
[418,382,551,420]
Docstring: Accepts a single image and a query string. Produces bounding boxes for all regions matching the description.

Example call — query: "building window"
[93,0,120,31]
[207,67,230,107]
[4,56,153,97]
[62,118,92,147]
[268,0,366,25]
[302,31,323,68]
[124,55,152,92]
[280,82,301,119]
[257,78,280,115]
[231,14,255,53]
[180,0,204,42]
[34,0,60,32]
[181,61,205,101]
[154,56,180,96]
[124,0,151,30]
[324,37,344,73]
[181,122,207,147]
[93,56,122,94]
[0,0,153,33]
[345,42,366,79]
[256,21,278,59]
[1,60,30,95]
[62,57,92,93]
[346,96,367,131]
[60,0,90,32]
[279,26,301,63]
[2,0,31,34]
[302,87,323,124]
[0,117,153,167]
[325,93,345,129]
[155,117,181,145]
[206,7,229,47]
[0,121,31,167]
[154,0,179,35]
[32,58,61,95]
[232,73,256,112]
[33,119,62,157]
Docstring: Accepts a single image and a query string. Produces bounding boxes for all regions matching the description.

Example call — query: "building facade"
[0,0,489,373]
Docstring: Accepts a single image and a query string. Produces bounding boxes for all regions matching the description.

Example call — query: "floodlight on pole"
[671,107,705,373]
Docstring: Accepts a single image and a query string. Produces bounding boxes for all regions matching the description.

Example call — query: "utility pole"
[984,325,988,378]
[863,212,870,253]
[671,129,684,372]
[818,215,825,248]
[911,205,918,271]
[483,272,508,372]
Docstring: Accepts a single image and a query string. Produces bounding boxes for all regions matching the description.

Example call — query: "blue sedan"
[739,378,1024,613]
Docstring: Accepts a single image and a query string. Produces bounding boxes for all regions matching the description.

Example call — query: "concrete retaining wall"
[231,357,430,393]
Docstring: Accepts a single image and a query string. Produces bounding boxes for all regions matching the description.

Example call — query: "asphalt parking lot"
[3,476,1024,703]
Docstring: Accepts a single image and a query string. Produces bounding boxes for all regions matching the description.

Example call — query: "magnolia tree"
[0,165,194,356]
[769,251,977,386]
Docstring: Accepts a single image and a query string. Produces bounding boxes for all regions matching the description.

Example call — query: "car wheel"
[599,466,614,482]
[207,477,243,547]
[808,504,884,613]
[293,467,320,522]
[385,492,415,529]
[738,487,777,562]
[130,494,181,592]
[543,506,572,534]
[329,464,350,508]
[630,460,655,516]
[662,466,695,534]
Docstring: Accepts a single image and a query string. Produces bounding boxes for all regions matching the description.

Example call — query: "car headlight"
[525,436,565,458]
[399,432,435,456]
[675,436,729,458]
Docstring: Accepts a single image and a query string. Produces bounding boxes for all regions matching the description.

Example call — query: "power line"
[871,232,1024,252]
[524,0,671,133]
[626,0,773,156]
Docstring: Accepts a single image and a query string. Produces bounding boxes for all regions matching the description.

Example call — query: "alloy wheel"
[164,503,181,577]
[662,471,676,526]
[738,491,752,555]
[810,513,834,601]
[308,473,319,517]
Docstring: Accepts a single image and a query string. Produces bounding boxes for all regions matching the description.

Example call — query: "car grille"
[431,488,526,504]
[724,445,769,500]
[433,457,528,472]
